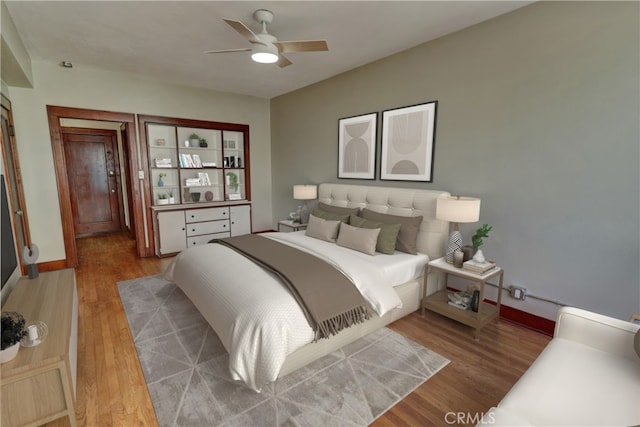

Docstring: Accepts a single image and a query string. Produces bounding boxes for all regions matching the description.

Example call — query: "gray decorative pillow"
[634,328,640,359]
[317,202,360,216]
[311,208,350,223]
[305,214,341,242]
[360,209,423,255]
[336,222,380,256]
[349,215,401,255]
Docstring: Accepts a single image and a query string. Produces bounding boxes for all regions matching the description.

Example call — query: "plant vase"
[0,342,20,364]
[157,198,169,205]
[168,197,175,204]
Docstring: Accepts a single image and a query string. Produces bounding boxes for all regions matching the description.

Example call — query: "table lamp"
[436,195,481,263]
[293,184,317,224]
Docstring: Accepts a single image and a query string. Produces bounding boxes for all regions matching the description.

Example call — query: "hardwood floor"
[54,233,550,427]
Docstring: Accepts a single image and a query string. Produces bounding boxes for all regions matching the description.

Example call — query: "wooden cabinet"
[140,115,252,256]
[154,204,251,255]
[156,210,187,255]
[1,269,78,427]
[230,205,251,236]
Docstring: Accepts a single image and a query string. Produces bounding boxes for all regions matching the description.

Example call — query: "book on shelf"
[462,259,497,274]
[201,161,217,167]
[179,153,197,168]
[227,193,242,200]
[192,154,203,168]
[154,158,172,168]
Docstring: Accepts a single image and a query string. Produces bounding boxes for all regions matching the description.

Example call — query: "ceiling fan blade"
[204,48,251,54]
[277,54,292,68]
[274,40,328,53]
[223,19,266,46]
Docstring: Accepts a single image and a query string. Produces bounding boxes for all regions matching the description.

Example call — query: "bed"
[165,183,450,391]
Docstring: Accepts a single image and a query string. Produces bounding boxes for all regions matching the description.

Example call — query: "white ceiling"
[5,1,532,99]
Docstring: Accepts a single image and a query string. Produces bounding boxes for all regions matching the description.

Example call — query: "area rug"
[117,274,449,427]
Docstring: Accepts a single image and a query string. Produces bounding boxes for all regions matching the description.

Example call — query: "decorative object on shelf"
[20,320,48,348]
[471,224,492,263]
[338,112,377,179]
[470,289,480,312]
[1,311,27,363]
[168,191,175,204]
[463,259,497,274]
[156,138,166,146]
[205,191,214,201]
[380,100,438,182]
[157,193,169,205]
[188,133,201,147]
[293,184,317,224]
[226,172,239,192]
[436,195,481,263]
[191,192,201,202]
[289,210,300,223]
[462,245,474,262]
[199,138,208,148]
[183,187,191,201]
[453,250,464,268]
[447,291,472,310]
[158,173,166,187]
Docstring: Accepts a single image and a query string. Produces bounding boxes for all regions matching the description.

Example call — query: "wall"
[271,2,639,320]
[7,60,272,263]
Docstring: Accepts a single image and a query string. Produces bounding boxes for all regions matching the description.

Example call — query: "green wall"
[270,2,639,320]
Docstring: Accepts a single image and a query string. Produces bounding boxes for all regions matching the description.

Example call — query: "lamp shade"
[436,196,481,223]
[293,184,317,200]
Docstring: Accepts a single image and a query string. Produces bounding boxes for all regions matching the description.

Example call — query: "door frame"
[1,94,32,275]
[47,105,152,268]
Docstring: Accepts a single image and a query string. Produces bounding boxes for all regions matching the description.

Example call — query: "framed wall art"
[338,112,377,179]
[380,101,437,182]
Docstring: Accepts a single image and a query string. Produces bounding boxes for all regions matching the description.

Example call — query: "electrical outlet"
[509,285,527,301]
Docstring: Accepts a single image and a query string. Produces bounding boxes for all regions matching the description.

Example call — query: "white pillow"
[305,214,341,242]
[336,222,380,255]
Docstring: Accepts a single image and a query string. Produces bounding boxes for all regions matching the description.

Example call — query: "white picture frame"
[380,101,437,182]
[338,112,377,180]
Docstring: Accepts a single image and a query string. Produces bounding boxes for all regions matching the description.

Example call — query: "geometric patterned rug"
[117,274,449,427]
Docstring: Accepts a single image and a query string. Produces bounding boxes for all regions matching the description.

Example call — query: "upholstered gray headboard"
[317,183,450,261]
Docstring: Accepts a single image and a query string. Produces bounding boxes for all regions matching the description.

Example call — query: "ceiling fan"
[205,9,328,68]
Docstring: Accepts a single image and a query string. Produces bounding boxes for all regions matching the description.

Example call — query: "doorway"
[62,127,125,237]
[47,106,152,269]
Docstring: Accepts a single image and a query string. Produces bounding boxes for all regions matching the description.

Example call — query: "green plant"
[199,138,208,147]
[1,312,27,350]
[159,173,166,178]
[188,133,200,140]
[226,172,238,192]
[472,224,493,250]
[167,190,174,197]
[158,193,168,200]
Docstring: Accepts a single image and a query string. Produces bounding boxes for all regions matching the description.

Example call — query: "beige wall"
[7,60,272,262]
[271,2,640,320]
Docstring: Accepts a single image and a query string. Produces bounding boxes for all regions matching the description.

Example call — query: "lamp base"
[299,203,310,224]
[445,230,463,263]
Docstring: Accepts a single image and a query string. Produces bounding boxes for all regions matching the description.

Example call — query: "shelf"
[423,289,498,329]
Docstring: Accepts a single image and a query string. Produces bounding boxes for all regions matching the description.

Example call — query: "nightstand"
[422,257,504,339]
[277,220,307,232]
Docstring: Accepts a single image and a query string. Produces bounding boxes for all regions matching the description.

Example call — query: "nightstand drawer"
[185,207,229,223]
[186,220,229,236]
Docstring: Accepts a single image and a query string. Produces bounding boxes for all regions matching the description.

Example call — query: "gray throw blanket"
[212,234,371,340]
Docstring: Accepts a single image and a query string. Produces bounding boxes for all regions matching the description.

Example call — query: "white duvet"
[164,232,426,391]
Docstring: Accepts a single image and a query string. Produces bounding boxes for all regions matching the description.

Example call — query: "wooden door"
[62,128,124,237]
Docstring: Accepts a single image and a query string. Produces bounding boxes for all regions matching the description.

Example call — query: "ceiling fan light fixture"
[251,51,278,64]
[251,42,278,64]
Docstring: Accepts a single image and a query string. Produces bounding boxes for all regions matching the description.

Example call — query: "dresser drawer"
[185,207,229,223]
[186,220,229,236]
[187,232,230,247]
